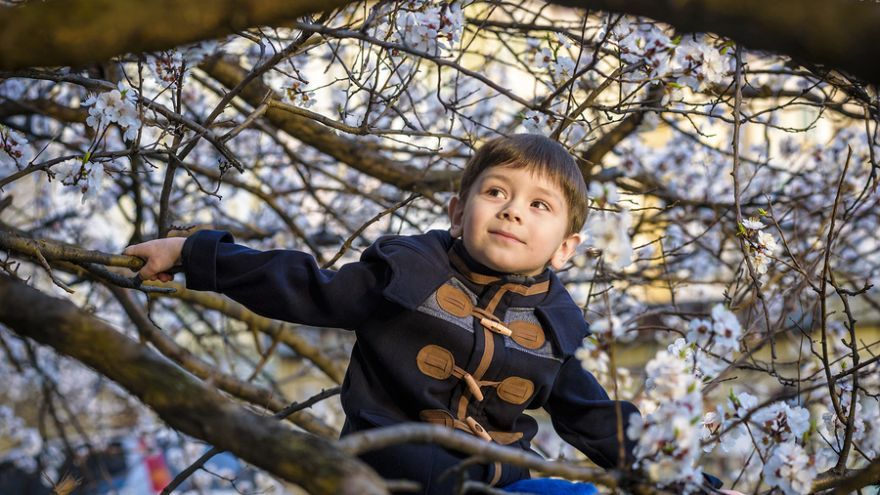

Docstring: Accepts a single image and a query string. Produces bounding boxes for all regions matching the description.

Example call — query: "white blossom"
[80,160,105,204]
[394,1,464,56]
[550,56,577,80]
[762,442,817,495]
[285,81,318,109]
[686,318,713,348]
[673,36,732,90]
[0,125,33,171]
[588,181,619,206]
[742,217,765,230]
[521,110,547,133]
[628,348,704,490]
[586,209,633,270]
[83,82,141,142]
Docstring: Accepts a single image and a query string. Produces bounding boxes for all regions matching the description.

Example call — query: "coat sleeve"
[181,230,390,329]
[543,355,640,470]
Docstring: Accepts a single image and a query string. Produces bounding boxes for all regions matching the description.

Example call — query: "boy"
[124,135,722,494]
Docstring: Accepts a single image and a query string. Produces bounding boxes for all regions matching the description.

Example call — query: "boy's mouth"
[489,230,525,244]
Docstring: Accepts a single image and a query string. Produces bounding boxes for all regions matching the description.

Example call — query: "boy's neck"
[451,238,548,285]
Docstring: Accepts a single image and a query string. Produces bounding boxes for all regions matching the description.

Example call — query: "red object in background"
[140,438,172,493]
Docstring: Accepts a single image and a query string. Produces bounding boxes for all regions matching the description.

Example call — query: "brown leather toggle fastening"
[507,320,545,349]
[472,307,513,337]
[416,345,455,380]
[496,376,535,405]
[419,409,455,428]
[436,284,474,317]
[465,416,493,441]
[419,410,524,445]
[480,318,513,337]
[462,373,484,402]
[416,345,485,401]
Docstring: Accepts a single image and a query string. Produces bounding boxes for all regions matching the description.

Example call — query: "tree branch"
[3,0,879,85]
[0,0,350,71]
[562,0,880,84]
[0,273,386,495]
[198,55,456,194]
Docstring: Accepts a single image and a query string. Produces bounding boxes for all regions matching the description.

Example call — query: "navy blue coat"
[182,229,643,492]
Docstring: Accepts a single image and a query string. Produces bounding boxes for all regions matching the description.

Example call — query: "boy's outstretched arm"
[123,237,186,283]
[173,230,390,329]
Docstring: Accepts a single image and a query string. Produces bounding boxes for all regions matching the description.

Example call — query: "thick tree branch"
[0,273,386,495]
[109,285,338,438]
[3,0,879,85]
[565,0,880,84]
[0,0,350,71]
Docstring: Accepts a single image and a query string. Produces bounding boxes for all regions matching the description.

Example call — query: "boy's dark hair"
[458,134,589,235]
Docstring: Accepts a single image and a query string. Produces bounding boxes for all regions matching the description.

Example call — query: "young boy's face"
[448,164,582,276]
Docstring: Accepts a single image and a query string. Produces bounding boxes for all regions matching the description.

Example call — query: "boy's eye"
[531,200,550,210]
[486,187,506,198]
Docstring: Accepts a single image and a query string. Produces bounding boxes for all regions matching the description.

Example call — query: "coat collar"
[362,230,589,357]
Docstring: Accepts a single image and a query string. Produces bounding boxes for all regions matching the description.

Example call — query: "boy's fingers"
[123,244,144,258]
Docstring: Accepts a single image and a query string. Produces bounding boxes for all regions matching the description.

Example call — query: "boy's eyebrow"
[481,172,564,202]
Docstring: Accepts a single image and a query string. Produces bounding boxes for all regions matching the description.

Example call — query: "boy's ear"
[447,195,463,238]
[549,232,582,270]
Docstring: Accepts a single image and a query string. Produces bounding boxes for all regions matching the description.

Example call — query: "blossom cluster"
[0,125,33,172]
[51,157,107,204]
[609,19,732,88]
[672,35,731,91]
[707,391,826,494]
[627,344,705,490]
[740,216,779,276]
[149,41,218,85]
[284,81,317,109]
[585,183,633,270]
[394,0,464,56]
[684,304,742,379]
[526,34,581,81]
[83,82,141,141]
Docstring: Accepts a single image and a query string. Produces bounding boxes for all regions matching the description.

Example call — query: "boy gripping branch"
[124,134,729,494]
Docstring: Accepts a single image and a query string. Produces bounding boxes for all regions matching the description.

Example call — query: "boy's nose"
[499,205,522,222]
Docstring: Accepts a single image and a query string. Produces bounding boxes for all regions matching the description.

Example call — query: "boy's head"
[448,134,588,276]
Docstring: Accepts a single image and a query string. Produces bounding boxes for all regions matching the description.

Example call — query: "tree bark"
[1,0,878,84]
[0,0,350,71]
[564,0,880,84]
[0,273,387,495]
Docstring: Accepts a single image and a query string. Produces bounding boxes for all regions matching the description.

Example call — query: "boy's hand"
[123,237,186,283]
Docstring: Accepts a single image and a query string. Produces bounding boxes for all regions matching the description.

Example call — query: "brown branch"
[0,273,386,495]
[338,423,620,488]
[0,98,88,123]
[108,285,338,438]
[198,55,457,193]
[142,279,347,384]
[580,84,664,173]
[3,0,880,85]
[0,228,143,272]
[0,0,351,71]
[161,386,341,495]
[558,0,880,85]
